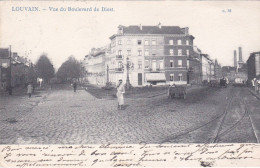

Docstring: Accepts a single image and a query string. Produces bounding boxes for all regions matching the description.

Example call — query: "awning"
[146,73,166,82]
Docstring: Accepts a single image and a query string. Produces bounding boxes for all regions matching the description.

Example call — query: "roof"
[110,25,193,40]
[122,26,185,35]
[0,48,9,58]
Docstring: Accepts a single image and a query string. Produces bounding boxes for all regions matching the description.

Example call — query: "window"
[138,50,142,56]
[145,50,149,56]
[152,60,156,71]
[170,49,174,56]
[118,40,122,45]
[152,40,156,45]
[178,60,182,67]
[127,40,131,45]
[138,40,142,45]
[170,60,174,67]
[138,60,142,69]
[187,60,190,68]
[160,60,164,69]
[152,49,156,56]
[127,50,131,56]
[178,40,182,45]
[145,40,149,45]
[170,74,174,81]
[169,40,173,45]
[178,49,182,56]
[118,61,123,68]
[145,60,149,69]
[186,40,189,45]
[118,50,122,55]
[178,73,183,81]
[186,50,189,56]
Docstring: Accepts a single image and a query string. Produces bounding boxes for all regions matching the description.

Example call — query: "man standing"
[117,79,125,110]
[73,82,77,92]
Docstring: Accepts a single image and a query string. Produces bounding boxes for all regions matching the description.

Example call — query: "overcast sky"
[1,1,260,70]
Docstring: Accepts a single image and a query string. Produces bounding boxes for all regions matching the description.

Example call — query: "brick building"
[247,51,260,81]
[1,48,31,91]
[107,24,195,86]
[0,48,10,90]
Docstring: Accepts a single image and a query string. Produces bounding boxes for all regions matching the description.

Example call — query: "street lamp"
[125,56,130,90]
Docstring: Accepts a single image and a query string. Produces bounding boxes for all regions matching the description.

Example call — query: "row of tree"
[34,54,84,84]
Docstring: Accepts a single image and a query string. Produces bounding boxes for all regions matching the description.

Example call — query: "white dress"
[117,84,125,105]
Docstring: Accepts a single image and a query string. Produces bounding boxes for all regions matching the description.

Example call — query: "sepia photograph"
[0,0,260,167]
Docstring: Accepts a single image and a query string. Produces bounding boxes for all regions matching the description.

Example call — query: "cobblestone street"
[0,85,259,144]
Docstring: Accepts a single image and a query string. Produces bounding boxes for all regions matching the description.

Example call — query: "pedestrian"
[27,83,33,98]
[73,81,77,92]
[116,79,125,110]
[257,79,260,93]
[252,78,257,93]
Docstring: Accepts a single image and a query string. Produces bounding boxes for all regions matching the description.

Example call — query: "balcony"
[147,68,164,72]
[116,55,123,60]
[187,67,193,72]
[115,68,123,72]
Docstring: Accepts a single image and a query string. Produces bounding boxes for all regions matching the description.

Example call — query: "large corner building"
[107,24,195,86]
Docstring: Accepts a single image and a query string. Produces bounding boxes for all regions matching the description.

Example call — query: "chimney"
[117,25,124,34]
[139,24,142,30]
[181,27,189,35]
[234,50,237,68]
[158,22,161,29]
[238,47,242,61]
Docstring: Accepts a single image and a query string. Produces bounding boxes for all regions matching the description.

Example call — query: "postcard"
[0,0,260,167]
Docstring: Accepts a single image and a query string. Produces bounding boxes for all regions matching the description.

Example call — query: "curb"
[248,88,260,100]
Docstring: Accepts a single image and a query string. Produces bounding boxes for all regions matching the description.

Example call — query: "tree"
[56,56,81,82]
[35,54,55,83]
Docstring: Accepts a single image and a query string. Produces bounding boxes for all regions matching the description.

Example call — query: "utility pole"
[9,45,12,95]
[105,65,110,89]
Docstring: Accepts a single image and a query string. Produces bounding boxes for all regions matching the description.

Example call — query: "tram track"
[161,87,259,143]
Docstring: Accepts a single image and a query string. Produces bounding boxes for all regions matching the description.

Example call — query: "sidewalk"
[248,87,260,100]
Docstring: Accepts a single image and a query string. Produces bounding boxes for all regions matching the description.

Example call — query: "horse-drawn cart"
[168,85,187,99]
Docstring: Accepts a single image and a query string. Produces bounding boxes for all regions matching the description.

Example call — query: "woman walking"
[27,83,33,98]
[117,79,125,110]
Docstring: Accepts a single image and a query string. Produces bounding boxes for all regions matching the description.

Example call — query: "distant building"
[83,47,109,86]
[189,46,202,84]
[200,54,214,82]
[247,51,260,82]
[214,59,222,80]
[222,65,247,82]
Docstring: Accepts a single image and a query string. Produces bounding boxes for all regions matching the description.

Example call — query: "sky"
[1,1,260,70]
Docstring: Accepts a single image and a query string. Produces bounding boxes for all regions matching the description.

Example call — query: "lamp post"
[125,56,131,90]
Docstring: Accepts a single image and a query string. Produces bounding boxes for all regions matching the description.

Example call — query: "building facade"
[83,47,108,86]
[1,48,31,90]
[0,48,10,90]
[247,51,260,81]
[108,24,195,86]
[200,54,214,82]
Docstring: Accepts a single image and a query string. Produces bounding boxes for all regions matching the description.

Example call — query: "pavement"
[0,84,258,144]
[247,87,260,100]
